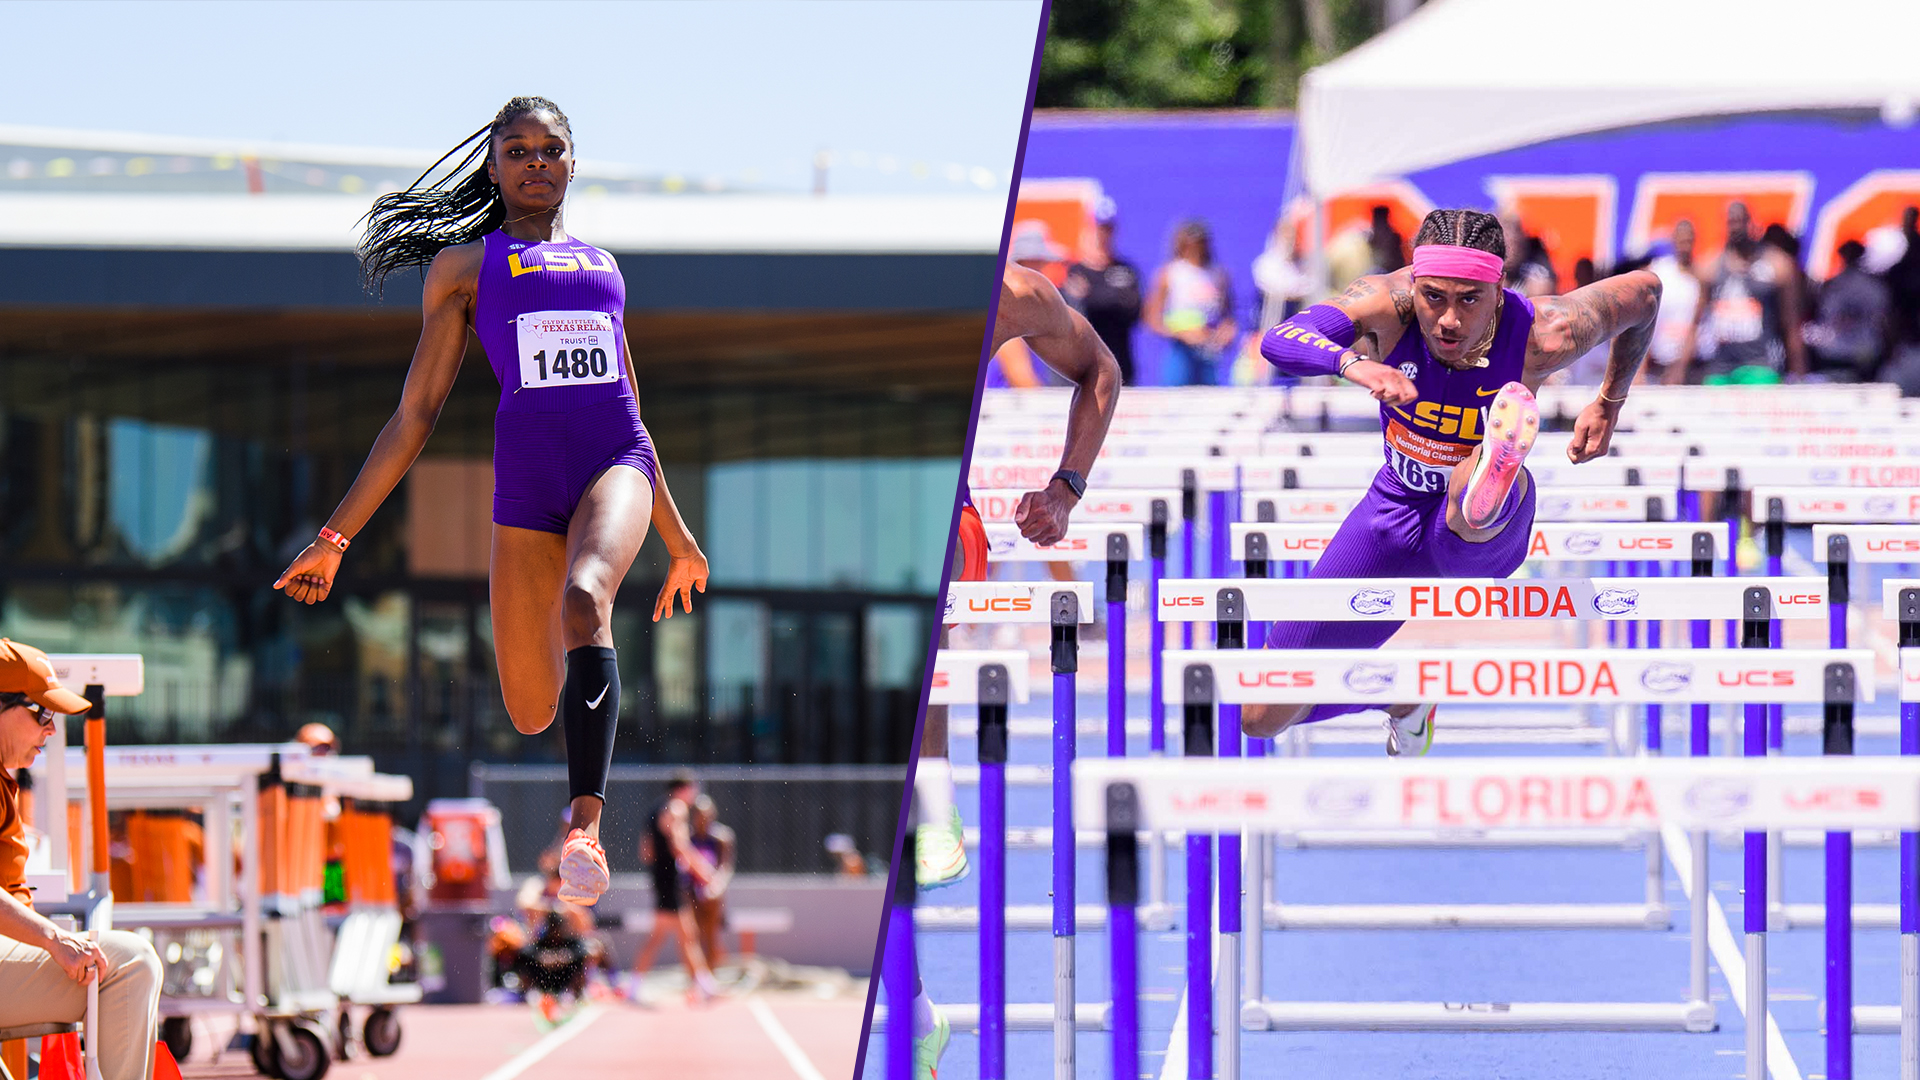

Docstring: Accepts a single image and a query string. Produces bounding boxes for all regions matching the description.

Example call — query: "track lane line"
[476,1003,607,1080]
[1663,823,1804,1080]
[748,996,830,1080]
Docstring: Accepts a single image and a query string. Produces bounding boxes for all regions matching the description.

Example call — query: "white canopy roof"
[1299,0,1920,197]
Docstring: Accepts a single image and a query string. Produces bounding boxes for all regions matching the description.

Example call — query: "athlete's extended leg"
[491,527,569,734]
[557,465,652,831]
[1244,478,1430,738]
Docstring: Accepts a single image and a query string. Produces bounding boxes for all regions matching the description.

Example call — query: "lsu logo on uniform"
[509,249,618,277]
[1394,401,1485,440]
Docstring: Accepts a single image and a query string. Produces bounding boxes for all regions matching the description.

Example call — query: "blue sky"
[6,0,1043,195]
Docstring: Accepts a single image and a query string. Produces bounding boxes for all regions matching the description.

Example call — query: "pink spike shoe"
[557,829,610,906]
[1462,382,1538,529]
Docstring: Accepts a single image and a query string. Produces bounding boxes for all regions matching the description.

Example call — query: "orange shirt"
[0,770,30,907]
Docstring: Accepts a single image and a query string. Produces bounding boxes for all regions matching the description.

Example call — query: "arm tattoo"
[1390,288,1413,326]
[1337,276,1380,304]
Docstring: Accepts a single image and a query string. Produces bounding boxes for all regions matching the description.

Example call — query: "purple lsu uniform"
[1263,288,1538,722]
[475,230,658,534]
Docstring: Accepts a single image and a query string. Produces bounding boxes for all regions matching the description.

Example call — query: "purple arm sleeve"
[1259,304,1359,377]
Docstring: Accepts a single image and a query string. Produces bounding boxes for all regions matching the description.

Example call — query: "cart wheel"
[363,1007,402,1057]
[161,1016,193,1063]
[248,1025,281,1078]
[274,1020,332,1080]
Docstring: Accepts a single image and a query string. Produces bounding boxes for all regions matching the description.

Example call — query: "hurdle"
[1076,654,1916,1080]
[920,642,1110,1080]
[1157,576,1829,935]
[1235,520,1725,744]
[1853,643,1920,1080]
[969,487,1178,757]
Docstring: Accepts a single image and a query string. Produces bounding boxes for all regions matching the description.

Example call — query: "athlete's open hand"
[1567,398,1621,463]
[1014,482,1078,547]
[1342,357,1417,407]
[654,548,708,621]
[274,542,343,605]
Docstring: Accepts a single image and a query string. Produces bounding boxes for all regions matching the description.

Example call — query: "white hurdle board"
[1241,486,1678,523]
[1691,459,1920,491]
[944,582,1094,625]
[1155,576,1828,622]
[1156,648,1873,706]
[1749,488,1920,523]
[1816,525,1920,561]
[1233,521,1728,564]
[984,523,1144,562]
[929,650,1031,706]
[1075,755,1920,835]
[970,488,1181,527]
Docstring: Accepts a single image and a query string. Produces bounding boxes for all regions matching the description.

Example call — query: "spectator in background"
[1499,208,1557,297]
[0,640,163,1080]
[1062,197,1143,385]
[1646,220,1704,385]
[631,772,719,1004]
[1252,215,1311,327]
[1804,239,1892,381]
[1143,220,1237,385]
[1673,201,1806,384]
[685,795,735,971]
[1367,204,1407,274]
[1886,206,1920,348]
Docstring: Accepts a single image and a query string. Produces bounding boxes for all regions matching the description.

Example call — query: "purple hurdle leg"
[978,667,1011,1079]
[1644,562,1663,753]
[885,831,917,1080]
[1106,782,1141,1080]
[1180,664,1215,1080]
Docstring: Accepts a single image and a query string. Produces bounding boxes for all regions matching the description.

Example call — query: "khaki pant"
[0,930,160,1080]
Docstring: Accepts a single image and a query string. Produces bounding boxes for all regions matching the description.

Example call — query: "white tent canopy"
[1298,0,1920,197]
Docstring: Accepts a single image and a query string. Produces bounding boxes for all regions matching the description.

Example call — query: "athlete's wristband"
[318,527,351,553]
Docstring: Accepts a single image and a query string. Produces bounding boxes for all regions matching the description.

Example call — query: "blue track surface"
[867,690,1910,1080]
[866,529,1914,1078]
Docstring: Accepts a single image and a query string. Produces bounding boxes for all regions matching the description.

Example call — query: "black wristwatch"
[1051,469,1087,500]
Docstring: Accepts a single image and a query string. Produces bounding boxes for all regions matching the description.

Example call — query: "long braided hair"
[1411,208,1506,260]
[358,96,573,293]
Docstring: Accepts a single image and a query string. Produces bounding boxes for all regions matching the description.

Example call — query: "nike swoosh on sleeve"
[587,684,610,709]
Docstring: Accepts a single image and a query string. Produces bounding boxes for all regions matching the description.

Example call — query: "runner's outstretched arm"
[1524,270,1662,463]
[614,325,708,620]
[1260,270,1419,405]
[998,265,1121,545]
[275,245,478,603]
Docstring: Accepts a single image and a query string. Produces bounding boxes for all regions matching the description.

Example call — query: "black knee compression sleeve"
[562,645,620,803]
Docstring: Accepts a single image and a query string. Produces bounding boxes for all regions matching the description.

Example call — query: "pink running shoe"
[557,829,610,906]
[1462,381,1539,529]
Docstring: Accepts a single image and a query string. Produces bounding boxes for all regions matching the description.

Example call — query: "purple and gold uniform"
[475,230,658,534]
[1264,289,1538,722]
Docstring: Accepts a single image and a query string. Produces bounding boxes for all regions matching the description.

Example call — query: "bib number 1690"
[516,310,621,390]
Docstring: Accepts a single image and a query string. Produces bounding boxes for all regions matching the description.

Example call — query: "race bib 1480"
[515,310,619,390]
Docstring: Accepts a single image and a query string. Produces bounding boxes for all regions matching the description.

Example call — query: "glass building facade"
[0,351,968,805]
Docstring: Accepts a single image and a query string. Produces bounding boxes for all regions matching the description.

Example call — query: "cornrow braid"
[357,96,574,294]
[1411,208,1506,261]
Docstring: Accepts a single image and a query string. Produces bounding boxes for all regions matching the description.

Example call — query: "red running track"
[180,994,866,1080]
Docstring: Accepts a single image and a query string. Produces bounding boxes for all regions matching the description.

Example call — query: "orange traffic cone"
[37,1032,82,1080]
